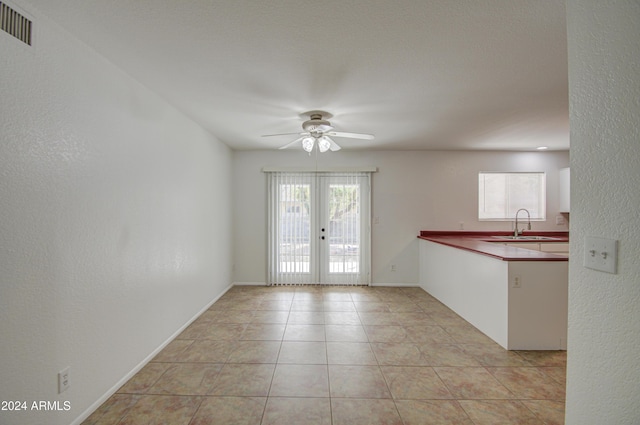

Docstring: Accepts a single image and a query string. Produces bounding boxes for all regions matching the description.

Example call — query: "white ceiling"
[26,0,569,151]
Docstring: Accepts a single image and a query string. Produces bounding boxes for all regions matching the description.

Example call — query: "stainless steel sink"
[493,235,557,240]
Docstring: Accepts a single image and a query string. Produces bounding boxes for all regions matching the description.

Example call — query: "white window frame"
[478,172,546,221]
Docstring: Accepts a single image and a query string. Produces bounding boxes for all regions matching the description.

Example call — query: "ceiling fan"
[262,111,374,153]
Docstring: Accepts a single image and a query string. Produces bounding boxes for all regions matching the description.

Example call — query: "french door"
[267,172,371,285]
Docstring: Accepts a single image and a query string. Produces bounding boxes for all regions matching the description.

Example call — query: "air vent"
[1,1,32,45]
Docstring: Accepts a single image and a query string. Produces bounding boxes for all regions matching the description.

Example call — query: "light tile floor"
[84,286,566,425]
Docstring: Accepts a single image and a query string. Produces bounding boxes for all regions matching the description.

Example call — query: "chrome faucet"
[514,208,531,237]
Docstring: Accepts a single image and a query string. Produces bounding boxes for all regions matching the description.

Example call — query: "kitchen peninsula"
[418,231,569,350]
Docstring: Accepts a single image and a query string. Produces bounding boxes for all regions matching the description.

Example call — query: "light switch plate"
[584,236,618,274]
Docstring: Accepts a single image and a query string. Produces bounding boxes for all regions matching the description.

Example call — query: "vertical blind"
[267,172,314,285]
[266,171,371,286]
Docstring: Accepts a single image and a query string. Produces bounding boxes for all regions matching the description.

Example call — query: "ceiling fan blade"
[326,131,374,140]
[262,132,307,138]
[278,137,304,150]
[327,137,341,151]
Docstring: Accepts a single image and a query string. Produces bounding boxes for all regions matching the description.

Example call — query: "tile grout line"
[90,286,565,425]
[260,341,283,425]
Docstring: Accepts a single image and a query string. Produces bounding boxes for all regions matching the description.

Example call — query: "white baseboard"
[72,283,234,425]
[232,282,419,288]
[369,282,420,287]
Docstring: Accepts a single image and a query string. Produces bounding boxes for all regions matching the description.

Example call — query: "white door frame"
[267,171,371,286]
[317,173,370,285]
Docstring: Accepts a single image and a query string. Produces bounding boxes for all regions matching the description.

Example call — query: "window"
[478,172,546,220]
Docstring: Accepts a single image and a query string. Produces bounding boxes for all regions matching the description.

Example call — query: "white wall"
[0,7,232,425]
[418,240,568,350]
[233,149,569,285]
[419,239,509,347]
[566,1,640,424]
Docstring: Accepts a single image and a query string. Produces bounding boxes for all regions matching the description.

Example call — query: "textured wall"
[566,1,640,423]
[0,8,232,425]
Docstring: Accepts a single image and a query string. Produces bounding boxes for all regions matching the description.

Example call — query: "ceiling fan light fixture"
[317,136,331,153]
[263,110,374,152]
[302,136,315,153]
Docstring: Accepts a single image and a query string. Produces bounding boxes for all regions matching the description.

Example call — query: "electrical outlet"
[391,264,396,272]
[513,276,522,288]
[58,367,70,394]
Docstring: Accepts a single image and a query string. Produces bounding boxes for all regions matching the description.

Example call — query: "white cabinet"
[504,242,541,251]
[504,242,569,254]
[539,243,569,253]
[559,167,570,212]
